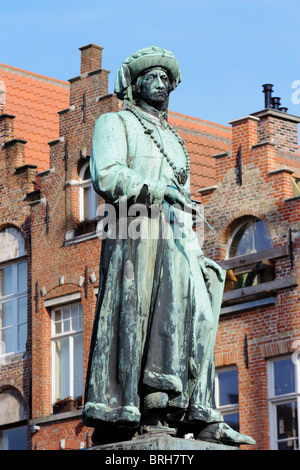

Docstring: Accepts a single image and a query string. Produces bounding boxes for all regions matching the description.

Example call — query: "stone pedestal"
[89,432,238,451]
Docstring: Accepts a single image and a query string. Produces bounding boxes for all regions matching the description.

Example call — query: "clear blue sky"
[1,0,300,126]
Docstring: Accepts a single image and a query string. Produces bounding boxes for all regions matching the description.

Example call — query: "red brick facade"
[0,43,299,450]
[201,111,300,450]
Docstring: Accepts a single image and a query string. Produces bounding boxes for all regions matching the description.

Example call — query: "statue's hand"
[165,186,195,213]
[198,256,225,283]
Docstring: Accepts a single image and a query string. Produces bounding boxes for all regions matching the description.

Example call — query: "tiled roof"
[169,111,232,197]
[0,64,70,171]
[276,150,300,173]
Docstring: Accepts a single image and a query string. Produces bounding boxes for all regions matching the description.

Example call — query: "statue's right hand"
[165,185,190,209]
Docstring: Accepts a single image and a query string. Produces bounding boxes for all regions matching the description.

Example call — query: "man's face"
[138,68,170,105]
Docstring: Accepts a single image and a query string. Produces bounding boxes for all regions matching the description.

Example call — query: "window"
[268,356,300,450]
[0,424,27,450]
[215,367,239,432]
[51,303,84,405]
[0,80,5,107]
[225,218,275,291]
[79,162,98,221]
[291,173,300,197]
[0,260,27,355]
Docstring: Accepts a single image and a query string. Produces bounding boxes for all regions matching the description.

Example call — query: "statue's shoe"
[196,422,256,446]
[140,424,177,436]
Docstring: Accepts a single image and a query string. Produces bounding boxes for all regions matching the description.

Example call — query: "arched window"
[226,218,275,291]
[79,162,98,222]
[0,228,27,356]
[0,388,27,450]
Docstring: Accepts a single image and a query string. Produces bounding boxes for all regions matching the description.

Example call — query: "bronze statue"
[82,46,255,447]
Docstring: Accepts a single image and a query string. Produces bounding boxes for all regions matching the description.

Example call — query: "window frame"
[215,366,239,428]
[78,161,98,222]
[0,257,27,357]
[267,355,300,450]
[225,218,275,290]
[226,217,272,259]
[50,302,84,406]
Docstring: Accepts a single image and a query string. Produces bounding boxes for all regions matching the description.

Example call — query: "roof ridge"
[175,123,232,141]
[168,109,231,131]
[0,63,69,88]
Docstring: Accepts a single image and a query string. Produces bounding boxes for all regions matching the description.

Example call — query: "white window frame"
[267,356,300,450]
[79,161,98,222]
[0,258,27,356]
[50,302,84,405]
[215,366,239,426]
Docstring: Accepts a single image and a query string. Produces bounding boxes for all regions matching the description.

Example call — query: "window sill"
[0,351,27,365]
[30,409,82,426]
[221,296,276,315]
[64,230,99,246]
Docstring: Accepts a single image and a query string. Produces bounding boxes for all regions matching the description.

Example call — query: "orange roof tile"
[276,149,300,172]
[168,110,232,196]
[0,64,70,171]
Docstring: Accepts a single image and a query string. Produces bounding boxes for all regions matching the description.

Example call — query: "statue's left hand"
[198,256,225,283]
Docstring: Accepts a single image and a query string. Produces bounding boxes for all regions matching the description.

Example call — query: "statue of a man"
[82,46,255,447]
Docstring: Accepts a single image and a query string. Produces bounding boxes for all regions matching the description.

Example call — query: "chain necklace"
[126,106,190,186]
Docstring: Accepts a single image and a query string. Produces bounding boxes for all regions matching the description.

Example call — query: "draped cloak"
[82,105,225,429]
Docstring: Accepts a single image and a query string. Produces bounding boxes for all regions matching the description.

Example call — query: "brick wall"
[201,110,300,450]
[0,111,34,449]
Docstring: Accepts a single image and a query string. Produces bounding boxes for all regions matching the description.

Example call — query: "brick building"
[0,64,69,449]
[0,44,299,450]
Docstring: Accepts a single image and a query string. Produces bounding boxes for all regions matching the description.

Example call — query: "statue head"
[133,66,171,110]
[114,46,181,108]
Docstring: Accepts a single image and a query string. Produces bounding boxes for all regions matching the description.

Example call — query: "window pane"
[274,359,295,395]
[62,307,71,332]
[54,309,62,334]
[223,412,239,433]
[90,188,97,219]
[73,334,83,397]
[17,323,27,351]
[0,266,13,297]
[17,262,27,292]
[218,369,239,406]
[1,327,12,354]
[71,304,83,331]
[229,221,254,257]
[255,220,273,252]
[0,301,12,327]
[0,426,27,450]
[276,402,298,441]
[83,187,90,220]
[83,166,91,181]
[55,337,69,400]
[17,296,27,324]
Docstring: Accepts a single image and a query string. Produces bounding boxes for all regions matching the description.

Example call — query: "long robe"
[82,105,225,429]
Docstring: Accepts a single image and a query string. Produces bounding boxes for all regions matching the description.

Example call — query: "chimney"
[0,114,15,143]
[262,84,273,109]
[252,84,300,153]
[272,97,281,110]
[79,44,103,74]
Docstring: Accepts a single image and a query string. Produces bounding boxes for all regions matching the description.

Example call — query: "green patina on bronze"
[82,46,255,447]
